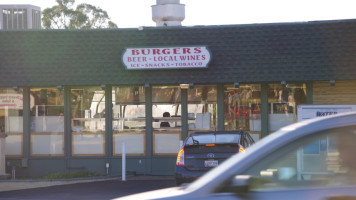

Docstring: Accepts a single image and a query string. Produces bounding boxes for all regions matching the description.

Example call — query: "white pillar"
[122,142,126,181]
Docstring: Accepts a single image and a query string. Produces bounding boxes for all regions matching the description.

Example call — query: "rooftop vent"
[152,0,185,27]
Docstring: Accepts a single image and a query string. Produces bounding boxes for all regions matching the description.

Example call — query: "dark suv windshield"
[185,134,241,145]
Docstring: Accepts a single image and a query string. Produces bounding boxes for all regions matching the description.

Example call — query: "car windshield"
[185,134,241,145]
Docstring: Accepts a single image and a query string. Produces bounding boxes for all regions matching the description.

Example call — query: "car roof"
[190,131,246,136]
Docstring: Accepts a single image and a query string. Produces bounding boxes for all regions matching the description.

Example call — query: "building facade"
[0,4,41,30]
[1,19,356,177]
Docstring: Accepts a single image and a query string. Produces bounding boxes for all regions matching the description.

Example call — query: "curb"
[0,176,120,192]
[0,175,174,192]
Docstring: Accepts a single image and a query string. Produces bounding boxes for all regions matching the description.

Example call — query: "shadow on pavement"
[0,176,177,200]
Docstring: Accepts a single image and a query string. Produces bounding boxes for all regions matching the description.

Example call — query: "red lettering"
[127,57,147,62]
[131,49,140,55]
[194,47,202,53]
[252,109,259,119]
[141,49,150,55]
[131,47,203,56]
[152,49,160,55]
[154,56,163,61]
[173,48,181,54]
[183,48,191,54]
[162,48,170,54]
[228,108,259,120]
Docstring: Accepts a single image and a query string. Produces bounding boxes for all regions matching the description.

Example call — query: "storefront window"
[71,87,105,156]
[268,83,306,132]
[30,87,64,156]
[1,88,23,156]
[152,86,181,155]
[224,84,261,141]
[112,86,145,156]
[188,85,217,132]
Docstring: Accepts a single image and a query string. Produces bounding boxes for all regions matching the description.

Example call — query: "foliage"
[42,0,117,29]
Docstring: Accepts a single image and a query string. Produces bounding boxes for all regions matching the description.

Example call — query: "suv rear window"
[185,134,241,145]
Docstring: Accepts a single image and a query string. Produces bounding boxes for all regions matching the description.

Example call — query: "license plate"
[204,160,218,167]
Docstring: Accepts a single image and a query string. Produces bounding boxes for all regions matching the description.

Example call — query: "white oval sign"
[122,46,211,70]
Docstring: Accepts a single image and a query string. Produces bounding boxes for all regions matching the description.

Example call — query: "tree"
[42,0,117,29]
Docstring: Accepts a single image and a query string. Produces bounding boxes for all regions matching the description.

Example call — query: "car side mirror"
[219,175,270,194]
[230,175,252,193]
[219,175,252,194]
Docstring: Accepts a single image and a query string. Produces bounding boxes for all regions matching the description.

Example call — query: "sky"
[5,0,356,28]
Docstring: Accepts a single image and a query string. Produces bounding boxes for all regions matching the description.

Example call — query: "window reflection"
[152,86,181,129]
[71,87,105,156]
[224,84,261,141]
[188,85,217,131]
[30,87,64,156]
[112,86,146,156]
[152,86,181,155]
[1,88,23,156]
[268,83,306,131]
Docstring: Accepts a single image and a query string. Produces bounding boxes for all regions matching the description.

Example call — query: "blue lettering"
[316,111,338,117]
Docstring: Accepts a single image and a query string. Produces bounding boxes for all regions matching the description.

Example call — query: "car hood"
[114,186,187,200]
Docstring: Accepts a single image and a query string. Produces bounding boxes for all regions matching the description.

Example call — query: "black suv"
[175,130,255,185]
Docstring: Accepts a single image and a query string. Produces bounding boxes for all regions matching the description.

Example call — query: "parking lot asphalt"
[0,175,177,200]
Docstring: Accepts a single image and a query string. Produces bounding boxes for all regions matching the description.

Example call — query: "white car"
[116,112,356,200]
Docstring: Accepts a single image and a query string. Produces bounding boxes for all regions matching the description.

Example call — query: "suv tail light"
[205,144,216,147]
[239,145,245,153]
[176,148,184,166]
